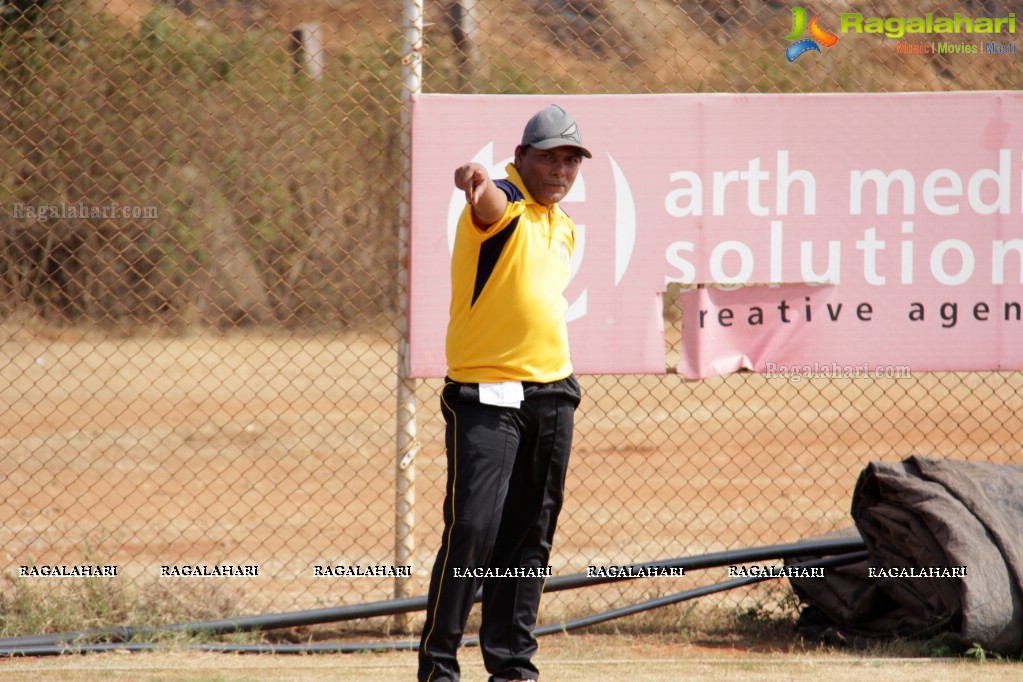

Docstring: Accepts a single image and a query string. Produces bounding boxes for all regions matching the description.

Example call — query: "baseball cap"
[520,104,592,159]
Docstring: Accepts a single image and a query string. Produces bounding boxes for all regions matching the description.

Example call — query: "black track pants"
[418,375,581,682]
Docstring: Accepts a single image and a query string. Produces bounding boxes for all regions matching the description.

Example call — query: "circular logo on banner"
[447,144,636,322]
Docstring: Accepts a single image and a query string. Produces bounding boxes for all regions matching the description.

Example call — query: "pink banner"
[409,93,1023,379]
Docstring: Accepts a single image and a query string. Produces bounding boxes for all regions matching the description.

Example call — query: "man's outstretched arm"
[453,162,507,227]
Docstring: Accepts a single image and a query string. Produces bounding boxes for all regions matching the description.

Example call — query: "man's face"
[514,145,584,206]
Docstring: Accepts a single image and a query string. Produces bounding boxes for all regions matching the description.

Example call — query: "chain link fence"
[2,0,1022,634]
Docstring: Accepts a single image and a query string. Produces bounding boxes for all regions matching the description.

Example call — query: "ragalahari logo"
[785,7,839,62]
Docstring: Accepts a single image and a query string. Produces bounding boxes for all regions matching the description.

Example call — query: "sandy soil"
[1,320,1021,621]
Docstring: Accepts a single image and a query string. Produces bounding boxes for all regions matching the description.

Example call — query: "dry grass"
[0,568,244,643]
[0,634,1020,682]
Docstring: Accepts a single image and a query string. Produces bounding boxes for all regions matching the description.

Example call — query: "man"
[418,104,591,682]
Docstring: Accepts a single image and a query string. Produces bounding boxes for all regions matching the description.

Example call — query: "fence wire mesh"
[2,0,1022,634]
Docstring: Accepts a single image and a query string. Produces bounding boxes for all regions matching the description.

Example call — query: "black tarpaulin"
[787,455,1023,656]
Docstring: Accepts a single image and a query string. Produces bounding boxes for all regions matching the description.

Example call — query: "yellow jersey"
[446,164,575,384]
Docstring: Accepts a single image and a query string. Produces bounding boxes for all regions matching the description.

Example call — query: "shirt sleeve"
[462,178,525,241]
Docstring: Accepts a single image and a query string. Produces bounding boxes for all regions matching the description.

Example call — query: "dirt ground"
[0,635,1019,682]
[1,319,1021,627]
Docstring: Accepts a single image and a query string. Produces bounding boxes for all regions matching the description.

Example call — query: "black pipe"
[0,551,867,657]
[526,550,868,637]
[0,596,427,650]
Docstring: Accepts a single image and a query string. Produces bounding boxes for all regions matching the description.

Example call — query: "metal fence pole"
[394,0,424,635]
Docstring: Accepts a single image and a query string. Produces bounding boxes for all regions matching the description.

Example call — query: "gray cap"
[520,104,592,159]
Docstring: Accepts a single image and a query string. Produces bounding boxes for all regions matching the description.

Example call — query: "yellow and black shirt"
[446,163,575,384]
